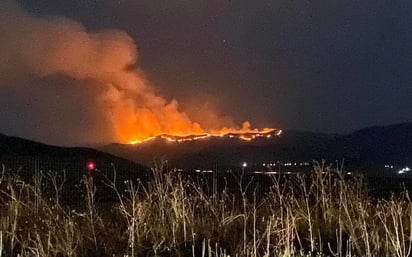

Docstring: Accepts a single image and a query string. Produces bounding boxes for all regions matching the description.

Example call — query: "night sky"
[1,0,411,145]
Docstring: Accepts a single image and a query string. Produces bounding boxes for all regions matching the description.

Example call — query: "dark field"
[1,160,412,257]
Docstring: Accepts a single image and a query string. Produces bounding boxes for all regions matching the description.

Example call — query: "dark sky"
[1,0,411,145]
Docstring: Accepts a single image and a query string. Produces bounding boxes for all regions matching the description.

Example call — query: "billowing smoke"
[0,1,262,144]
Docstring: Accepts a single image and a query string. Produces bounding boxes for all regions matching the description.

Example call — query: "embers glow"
[128,128,282,144]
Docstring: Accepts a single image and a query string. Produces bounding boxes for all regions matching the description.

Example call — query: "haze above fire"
[0,0,273,145]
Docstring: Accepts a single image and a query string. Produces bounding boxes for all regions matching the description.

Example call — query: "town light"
[398,166,410,174]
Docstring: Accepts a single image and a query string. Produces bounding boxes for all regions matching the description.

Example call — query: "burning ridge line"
[129,129,282,144]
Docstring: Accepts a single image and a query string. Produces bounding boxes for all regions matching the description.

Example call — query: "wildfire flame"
[128,127,282,145]
[0,2,280,145]
[101,71,280,145]
[101,68,280,145]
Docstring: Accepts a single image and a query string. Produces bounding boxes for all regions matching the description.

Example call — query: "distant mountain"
[1,122,411,177]
[99,123,412,172]
[1,123,410,200]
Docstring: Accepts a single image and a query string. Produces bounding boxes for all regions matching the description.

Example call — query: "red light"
[87,161,96,171]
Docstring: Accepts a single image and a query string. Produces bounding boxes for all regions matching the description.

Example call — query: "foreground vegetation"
[0,162,411,257]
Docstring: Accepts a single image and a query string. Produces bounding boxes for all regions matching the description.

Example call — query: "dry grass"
[0,162,411,257]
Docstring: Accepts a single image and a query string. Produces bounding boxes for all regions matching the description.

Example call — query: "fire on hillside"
[129,128,282,144]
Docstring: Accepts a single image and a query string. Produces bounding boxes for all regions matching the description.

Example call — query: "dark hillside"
[100,123,412,174]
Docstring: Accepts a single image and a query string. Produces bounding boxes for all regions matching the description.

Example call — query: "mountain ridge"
[99,122,412,171]
[1,122,411,173]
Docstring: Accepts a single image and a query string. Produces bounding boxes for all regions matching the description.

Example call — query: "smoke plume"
[0,1,259,144]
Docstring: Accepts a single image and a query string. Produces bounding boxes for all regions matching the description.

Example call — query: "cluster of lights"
[254,171,294,175]
[398,166,410,174]
[385,164,411,175]
[195,169,213,173]
[262,162,310,167]
[129,129,282,145]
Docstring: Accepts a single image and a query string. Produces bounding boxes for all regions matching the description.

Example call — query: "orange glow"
[0,3,279,146]
[106,96,281,144]
[123,124,280,144]
[103,83,281,145]
[125,127,281,144]
[98,55,280,145]
[105,86,280,145]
